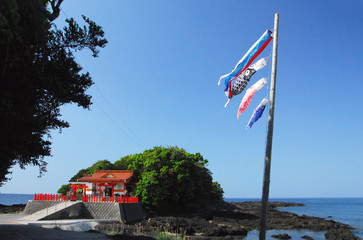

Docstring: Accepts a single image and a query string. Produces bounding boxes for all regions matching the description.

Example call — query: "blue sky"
[2,0,363,198]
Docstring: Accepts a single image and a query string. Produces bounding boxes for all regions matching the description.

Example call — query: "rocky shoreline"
[0,204,26,214]
[1,201,361,239]
[96,201,361,240]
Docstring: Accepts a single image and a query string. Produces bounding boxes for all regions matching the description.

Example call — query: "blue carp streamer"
[246,98,268,129]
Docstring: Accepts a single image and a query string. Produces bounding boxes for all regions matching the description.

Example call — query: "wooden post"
[259,13,279,240]
[98,183,102,196]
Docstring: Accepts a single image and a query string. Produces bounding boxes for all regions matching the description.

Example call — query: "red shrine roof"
[77,170,134,183]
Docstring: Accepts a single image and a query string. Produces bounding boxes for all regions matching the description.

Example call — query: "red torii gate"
[97,183,116,197]
[70,183,88,201]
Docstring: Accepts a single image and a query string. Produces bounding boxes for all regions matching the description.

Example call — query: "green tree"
[59,147,224,215]
[69,169,90,182]
[113,155,130,170]
[68,160,113,182]
[57,183,70,195]
[87,160,114,172]
[0,0,107,184]
[115,146,224,215]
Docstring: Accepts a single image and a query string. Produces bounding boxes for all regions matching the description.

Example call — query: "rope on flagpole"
[264,53,272,62]
[265,47,273,98]
[262,43,274,148]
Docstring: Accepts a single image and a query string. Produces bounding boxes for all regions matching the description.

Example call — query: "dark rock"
[184,227,195,235]
[0,204,26,213]
[271,233,291,239]
[223,226,247,236]
[302,235,314,240]
[108,234,156,240]
[95,222,142,235]
[95,201,361,240]
[212,209,258,220]
[324,228,362,240]
[232,226,248,236]
[202,225,225,236]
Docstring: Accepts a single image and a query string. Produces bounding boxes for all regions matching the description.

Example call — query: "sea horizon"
[2,192,362,198]
[1,194,362,239]
[226,196,363,200]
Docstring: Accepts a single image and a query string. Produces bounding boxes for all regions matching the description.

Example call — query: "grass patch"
[154,232,183,240]
[5,210,23,214]
[106,230,121,236]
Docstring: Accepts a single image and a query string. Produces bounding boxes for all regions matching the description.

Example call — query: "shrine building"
[76,170,136,197]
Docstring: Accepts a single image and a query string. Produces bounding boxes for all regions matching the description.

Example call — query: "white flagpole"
[259,13,279,240]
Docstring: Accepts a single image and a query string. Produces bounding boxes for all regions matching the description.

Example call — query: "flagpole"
[259,13,279,240]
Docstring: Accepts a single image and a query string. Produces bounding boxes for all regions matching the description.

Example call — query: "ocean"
[0,193,34,205]
[226,198,363,239]
[0,194,362,239]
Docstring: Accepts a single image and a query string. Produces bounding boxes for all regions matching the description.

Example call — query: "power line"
[58,6,147,150]
[60,6,68,18]
[92,98,146,149]
[93,85,148,148]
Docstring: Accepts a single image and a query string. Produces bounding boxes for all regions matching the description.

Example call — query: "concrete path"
[0,214,111,240]
[0,224,110,239]
[21,201,81,221]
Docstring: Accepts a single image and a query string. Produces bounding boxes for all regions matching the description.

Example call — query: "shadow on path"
[0,224,110,240]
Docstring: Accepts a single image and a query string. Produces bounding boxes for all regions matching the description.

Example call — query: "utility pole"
[259,13,279,240]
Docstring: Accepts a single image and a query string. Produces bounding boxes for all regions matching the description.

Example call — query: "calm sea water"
[0,193,34,205]
[0,194,362,239]
[225,198,363,239]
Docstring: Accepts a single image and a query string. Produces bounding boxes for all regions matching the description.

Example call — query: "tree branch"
[32,0,63,21]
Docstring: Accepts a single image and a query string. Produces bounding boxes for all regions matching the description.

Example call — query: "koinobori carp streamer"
[246,98,268,129]
[218,30,272,97]
[224,58,267,107]
[237,78,267,119]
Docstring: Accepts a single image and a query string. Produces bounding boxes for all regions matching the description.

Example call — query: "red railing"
[34,193,138,203]
[84,195,138,203]
[34,193,69,201]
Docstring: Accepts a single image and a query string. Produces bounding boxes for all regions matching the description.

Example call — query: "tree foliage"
[68,160,114,182]
[57,183,70,195]
[123,146,224,215]
[0,0,107,184]
[64,147,224,215]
